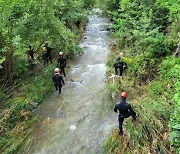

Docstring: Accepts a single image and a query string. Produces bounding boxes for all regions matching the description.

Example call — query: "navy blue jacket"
[52,74,64,86]
[57,55,66,68]
[114,97,136,117]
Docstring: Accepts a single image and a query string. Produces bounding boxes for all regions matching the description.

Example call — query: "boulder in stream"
[71,77,79,82]
[30,102,39,107]
[69,125,76,130]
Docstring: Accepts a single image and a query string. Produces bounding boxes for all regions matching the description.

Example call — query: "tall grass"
[0,64,54,154]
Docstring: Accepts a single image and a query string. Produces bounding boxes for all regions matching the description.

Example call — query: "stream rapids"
[28,10,117,154]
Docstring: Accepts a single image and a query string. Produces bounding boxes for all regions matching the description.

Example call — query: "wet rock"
[69,125,76,130]
[20,109,32,121]
[30,102,39,107]
[31,108,38,113]
[0,126,4,134]
[101,28,108,31]
[174,42,180,57]
[13,91,21,97]
[71,77,79,82]
[56,108,64,118]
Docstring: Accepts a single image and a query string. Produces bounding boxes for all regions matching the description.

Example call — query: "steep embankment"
[103,46,177,153]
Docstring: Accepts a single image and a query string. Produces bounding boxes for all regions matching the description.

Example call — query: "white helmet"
[59,52,63,55]
[54,68,60,73]
[119,52,124,57]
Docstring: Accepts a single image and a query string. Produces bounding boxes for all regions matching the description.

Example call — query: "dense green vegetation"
[0,0,96,153]
[0,0,179,153]
[0,64,55,153]
[102,0,180,153]
[0,0,90,86]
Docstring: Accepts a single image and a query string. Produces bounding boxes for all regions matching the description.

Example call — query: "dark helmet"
[121,92,128,98]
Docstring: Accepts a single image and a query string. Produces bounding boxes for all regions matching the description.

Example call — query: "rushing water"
[28,11,117,154]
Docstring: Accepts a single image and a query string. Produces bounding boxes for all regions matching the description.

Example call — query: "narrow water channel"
[28,10,116,154]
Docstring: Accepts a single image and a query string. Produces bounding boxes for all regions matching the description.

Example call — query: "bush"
[128,53,155,81]
[84,0,96,9]
[149,81,163,96]
[146,33,170,57]
[169,81,180,152]
[160,56,180,80]
[15,58,28,76]
[103,0,180,153]
[0,64,54,153]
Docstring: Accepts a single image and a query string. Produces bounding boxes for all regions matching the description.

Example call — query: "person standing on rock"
[52,68,65,94]
[113,52,128,76]
[114,92,138,135]
[57,52,67,77]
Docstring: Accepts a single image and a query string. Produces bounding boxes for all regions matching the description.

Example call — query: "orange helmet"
[121,92,128,98]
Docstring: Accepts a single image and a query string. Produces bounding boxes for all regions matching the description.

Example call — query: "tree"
[0,0,88,86]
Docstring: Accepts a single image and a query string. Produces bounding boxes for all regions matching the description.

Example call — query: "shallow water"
[28,11,117,154]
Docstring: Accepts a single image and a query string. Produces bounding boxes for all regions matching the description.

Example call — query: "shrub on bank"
[0,64,54,154]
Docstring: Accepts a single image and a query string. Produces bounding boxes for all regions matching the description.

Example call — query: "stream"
[28,10,117,154]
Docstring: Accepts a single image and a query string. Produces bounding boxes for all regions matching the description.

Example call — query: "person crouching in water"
[52,68,65,94]
[57,52,66,77]
[114,92,138,135]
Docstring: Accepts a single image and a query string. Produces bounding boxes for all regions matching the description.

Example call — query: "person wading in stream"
[52,68,65,94]
[113,52,128,76]
[114,92,138,135]
[57,52,67,77]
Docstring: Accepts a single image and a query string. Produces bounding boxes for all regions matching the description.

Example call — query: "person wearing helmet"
[114,92,137,135]
[52,68,65,94]
[42,46,48,65]
[57,52,66,77]
[43,42,53,64]
[113,52,128,76]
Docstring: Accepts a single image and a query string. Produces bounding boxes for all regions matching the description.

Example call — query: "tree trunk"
[2,24,14,86]
[3,44,14,86]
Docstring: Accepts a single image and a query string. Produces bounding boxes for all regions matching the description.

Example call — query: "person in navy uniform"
[52,68,65,94]
[57,52,67,77]
[113,52,128,76]
[114,92,137,135]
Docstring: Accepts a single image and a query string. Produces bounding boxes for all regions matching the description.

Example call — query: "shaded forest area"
[0,0,95,153]
[102,0,180,153]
